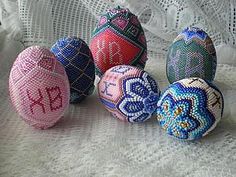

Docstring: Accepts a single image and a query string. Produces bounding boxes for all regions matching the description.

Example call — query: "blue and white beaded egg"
[156,77,224,140]
[51,37,95,103]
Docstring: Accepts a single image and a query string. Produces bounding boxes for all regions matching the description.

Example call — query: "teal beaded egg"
[166,27,217,84]
[156,77,224,140]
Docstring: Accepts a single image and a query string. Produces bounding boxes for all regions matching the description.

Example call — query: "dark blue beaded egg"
[51,37,95,103]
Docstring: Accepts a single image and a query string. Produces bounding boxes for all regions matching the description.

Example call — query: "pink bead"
[9,46,70,129]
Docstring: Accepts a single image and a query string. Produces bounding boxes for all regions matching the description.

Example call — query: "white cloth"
[0,0,236,176]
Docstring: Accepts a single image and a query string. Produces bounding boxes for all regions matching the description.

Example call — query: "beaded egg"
[98,65,160,122]
[51,36,95,103]
[166,27,217,83]
[156,77,224,140]
[9,46,70,129]
[90,6,147,77]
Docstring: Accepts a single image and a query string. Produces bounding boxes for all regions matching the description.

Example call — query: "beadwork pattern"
[156,77,224,140]
[90,6,147,77]
[98,65,160,122]
[9,46,70,129]
[51,37,95,103]
[166,27,217,83]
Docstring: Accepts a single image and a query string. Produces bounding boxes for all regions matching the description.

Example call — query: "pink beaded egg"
[9,46,70,129]
[98,65,160,122]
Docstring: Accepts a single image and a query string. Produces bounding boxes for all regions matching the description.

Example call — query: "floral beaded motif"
[156,78,223,140]
[118,72,160,122]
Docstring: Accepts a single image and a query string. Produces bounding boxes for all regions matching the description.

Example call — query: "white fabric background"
[0,0,236,176]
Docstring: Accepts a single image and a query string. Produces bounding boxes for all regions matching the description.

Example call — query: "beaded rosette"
[156,77,224,140]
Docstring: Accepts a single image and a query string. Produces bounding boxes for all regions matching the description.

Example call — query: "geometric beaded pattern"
[156,77,224,140]
[9,46,70,129]
[51,37,95,103]
[90,6,147,77]
[98,65,160,123]
[166,27,217,84]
